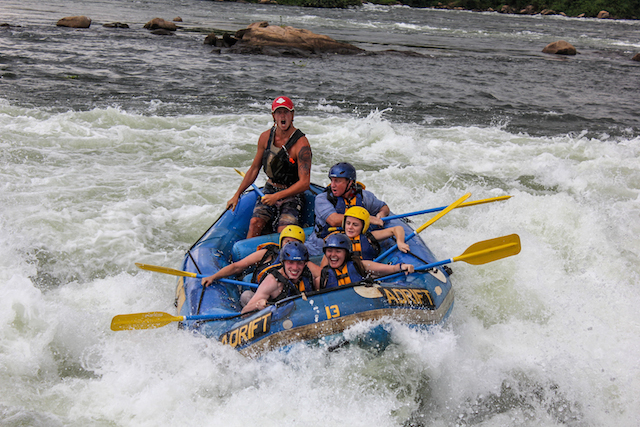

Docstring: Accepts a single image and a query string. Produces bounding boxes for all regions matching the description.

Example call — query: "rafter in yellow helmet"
[279,225,306,247]
[343,206,370,233]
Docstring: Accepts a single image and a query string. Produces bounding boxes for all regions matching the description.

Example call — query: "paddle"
[381,195,511,222]
[374,193,471,262]
[135,263,259,289]
[114,235,521,331]
[110,310,242,331]
[234,168,265,198]
[379,234,521,282]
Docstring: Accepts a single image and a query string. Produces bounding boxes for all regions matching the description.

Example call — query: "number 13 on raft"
[325,305,340,319]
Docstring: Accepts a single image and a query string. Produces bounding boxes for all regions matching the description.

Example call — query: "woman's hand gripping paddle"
[134,263,258,289]
[374,193,471,262]
[136,262,258,289]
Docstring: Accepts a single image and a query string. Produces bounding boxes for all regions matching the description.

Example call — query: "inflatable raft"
[172,183,455,355]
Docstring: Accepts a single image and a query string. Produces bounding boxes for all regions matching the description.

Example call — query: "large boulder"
[499,5,516,13]
[143,18,177,31]
[632,53,640,62]
[229,22,363,56]
[519,5,536,14]
[57,16,91,28]
[597,10,610,19]
[542,40,577,55]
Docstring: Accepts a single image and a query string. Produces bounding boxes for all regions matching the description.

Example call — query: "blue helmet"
[323,233,352,254]
[328,162,356,181]
[281,241,309,262]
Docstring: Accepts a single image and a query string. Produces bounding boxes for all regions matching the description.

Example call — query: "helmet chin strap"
[342,182,356,199]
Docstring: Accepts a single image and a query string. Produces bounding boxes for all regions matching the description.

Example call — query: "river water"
[1,0,639,425]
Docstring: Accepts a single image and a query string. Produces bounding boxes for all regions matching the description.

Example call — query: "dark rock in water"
[204,33,238,47]
[376,49,428,57]
[226,21,364,57]
[632,53,640,62]
[222,33,237,47]
[57,16,91,28]
[103,22,129,29]
[144,18,177,31]
[542,40,577,55]
[173,17,183,22]
[204,33,217,45]
[150,29,174,36]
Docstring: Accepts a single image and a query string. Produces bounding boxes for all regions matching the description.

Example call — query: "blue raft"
[174,183,454,356]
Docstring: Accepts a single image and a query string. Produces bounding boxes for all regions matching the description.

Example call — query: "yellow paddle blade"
[454,234,521,265]
[135,263,197,278]
[234,168,246,177]
[458,195,511,209]
[110,312,185,331]
[415,192,471,234]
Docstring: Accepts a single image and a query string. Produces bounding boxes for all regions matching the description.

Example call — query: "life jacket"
[261,127,305,187]
[350,232,381,261]
[320,260,365,290]
[314,183,365,239]
[250,242,280,283]
[260,264,313,302]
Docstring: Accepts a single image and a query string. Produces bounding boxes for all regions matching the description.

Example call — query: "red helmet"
[271,96,294,113]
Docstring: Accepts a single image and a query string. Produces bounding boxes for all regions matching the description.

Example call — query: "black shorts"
[252,182,304,230]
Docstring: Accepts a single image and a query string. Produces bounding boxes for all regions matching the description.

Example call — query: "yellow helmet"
[343,206,370,234]
[279,225,306,247]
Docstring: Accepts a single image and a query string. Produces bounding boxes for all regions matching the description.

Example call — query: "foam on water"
[1,102,639,426]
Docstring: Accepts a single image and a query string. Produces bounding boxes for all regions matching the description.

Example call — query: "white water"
[1,101,639,426]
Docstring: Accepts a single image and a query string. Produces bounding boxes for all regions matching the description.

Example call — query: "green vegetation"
[398,0,639,18]
[263,0,639,18]
[276,0,361,7]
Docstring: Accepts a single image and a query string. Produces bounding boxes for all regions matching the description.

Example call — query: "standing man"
[227,96,312,238]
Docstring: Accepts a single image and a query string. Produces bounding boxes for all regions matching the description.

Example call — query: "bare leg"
[247,217,267,238]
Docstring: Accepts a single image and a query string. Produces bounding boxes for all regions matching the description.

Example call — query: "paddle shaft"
[374,193,471,262]
[174,272,257,290]
[382,195,511,222]
[380,234,520,281]
[135,263,258,289]
[380,259,453,282]
[234,168,265,198]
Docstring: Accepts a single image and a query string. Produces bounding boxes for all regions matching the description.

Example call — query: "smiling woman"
[320,232,415,289]
[241,241,313,313]
[342,206,410,259]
